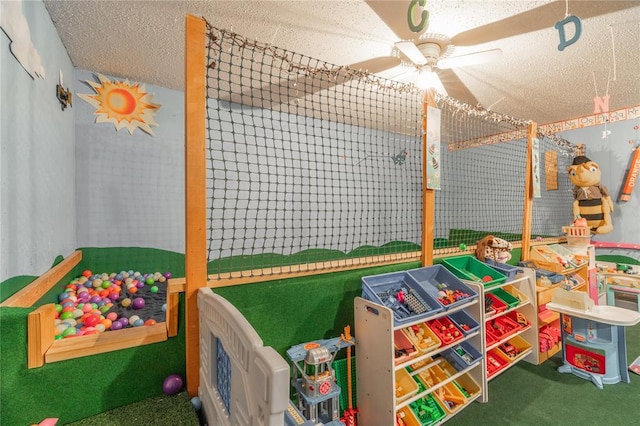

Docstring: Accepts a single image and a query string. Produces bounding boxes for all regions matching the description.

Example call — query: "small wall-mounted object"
[56,84,72,110]
[56,70,72,110]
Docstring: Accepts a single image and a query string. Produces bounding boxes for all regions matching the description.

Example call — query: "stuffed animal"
[475,235,513,263]
[567,155,613,234]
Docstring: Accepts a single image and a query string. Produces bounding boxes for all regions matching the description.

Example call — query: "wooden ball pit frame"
[0,250,180,368]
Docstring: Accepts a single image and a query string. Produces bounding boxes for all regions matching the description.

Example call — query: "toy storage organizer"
[355,264,538,424]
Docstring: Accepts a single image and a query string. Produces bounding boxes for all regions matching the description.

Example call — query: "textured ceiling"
[44,0,640,125]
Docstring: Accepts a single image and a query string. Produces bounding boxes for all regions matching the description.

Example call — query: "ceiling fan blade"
[436,69,478,105]
[437,48,502,69]
[219,57,402,109]
[365,0,426,41]
[395,41,428,65]
[451,0,640,46]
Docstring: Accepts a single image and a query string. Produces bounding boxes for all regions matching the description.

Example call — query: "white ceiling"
[44,0,640,125]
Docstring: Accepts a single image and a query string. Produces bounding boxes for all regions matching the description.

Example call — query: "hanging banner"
[533,138,541,198]
[426,106,441,190]
[545,150,558,191]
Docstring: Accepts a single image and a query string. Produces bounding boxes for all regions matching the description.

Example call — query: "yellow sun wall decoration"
[78,74,161,136]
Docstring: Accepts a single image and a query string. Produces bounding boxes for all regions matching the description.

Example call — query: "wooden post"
[185,14,207,396]
[27,304,57,368]
[421,90,436,266]
[521,121,537,261]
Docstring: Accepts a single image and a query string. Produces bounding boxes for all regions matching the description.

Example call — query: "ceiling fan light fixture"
[417,67,447,95]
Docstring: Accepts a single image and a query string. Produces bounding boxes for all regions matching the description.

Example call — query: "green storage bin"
[489,287,519,309]
[408,394,446,426]
[442,255,506,288]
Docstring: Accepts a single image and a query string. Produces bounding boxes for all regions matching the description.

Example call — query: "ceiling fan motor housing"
[417,42,442,66]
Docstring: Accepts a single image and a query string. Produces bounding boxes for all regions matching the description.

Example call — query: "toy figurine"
[474,235,513,263]
[567,155,613,234]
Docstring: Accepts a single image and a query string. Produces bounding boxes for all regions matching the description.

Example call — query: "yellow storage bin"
[395,368,419,403]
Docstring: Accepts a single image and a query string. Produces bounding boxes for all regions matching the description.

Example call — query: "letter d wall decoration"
[555,15,582,51]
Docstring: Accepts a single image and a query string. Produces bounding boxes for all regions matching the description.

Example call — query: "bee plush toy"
[567,155,613,234]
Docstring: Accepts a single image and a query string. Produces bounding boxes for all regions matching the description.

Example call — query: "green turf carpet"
[65,392,199,426]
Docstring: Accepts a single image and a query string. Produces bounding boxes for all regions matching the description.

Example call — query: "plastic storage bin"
[496,334,532,362]
[402,323,442,354]
[441,341,483,371]
[407,394,446,426]
[395,368,419,402]
[432,381,468,414]
[442,255,507,288]
[489,287,520,309]
[447,310,480,336]
[484,293,507,315]
[408,265,478,310]
[453,372,481,400]
[485,259,522,281]
[486,348,509,377]
[362,271,444,325]
[426,316,464,346]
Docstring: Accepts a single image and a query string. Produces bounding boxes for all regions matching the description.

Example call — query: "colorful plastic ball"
[459,243,467,251]
[150,286,159,293]
[133,319,144,327]
[60,311,74,320]
[163,272,172,279]
[162,374,184,395]
[82,270,92,278]
[84,314,101,328]
[190,396,202,410]
[110,320,123,331]
[144,319,157,326]
[132,297,145,310]
[62,327,77,337]
[121,298,132,308]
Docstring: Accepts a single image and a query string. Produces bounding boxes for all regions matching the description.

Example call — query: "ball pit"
[53,270,170,339]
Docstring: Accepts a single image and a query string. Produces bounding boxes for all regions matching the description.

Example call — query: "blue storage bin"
[447,310,480,336]
[441,341,483,371]
[485,259,522,281]
[407,265,478,311]
[361,271,444,325]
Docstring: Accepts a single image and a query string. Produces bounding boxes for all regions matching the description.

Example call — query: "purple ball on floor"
[162,374,183,395]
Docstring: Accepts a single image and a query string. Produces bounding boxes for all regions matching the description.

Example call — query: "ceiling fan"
[221,1,638,109]
[364,0,640,105]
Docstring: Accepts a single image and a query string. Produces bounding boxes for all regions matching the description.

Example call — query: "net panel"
[205,25,424,280]
[531,134,578,240]
[431,99,579,255]
[433,98,529,254]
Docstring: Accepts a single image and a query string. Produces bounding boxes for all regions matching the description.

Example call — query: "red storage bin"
[426,316,464,345]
